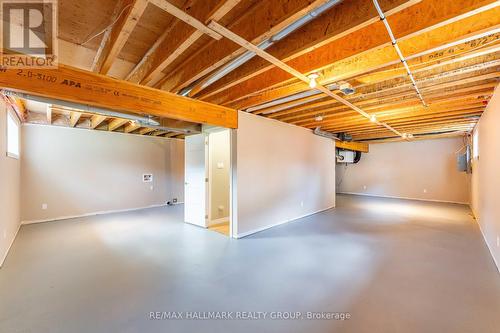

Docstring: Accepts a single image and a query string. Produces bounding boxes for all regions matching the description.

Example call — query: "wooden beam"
[94,0,149,74]
[0,64,238,128]
[157,0,333,92]
[69,112,81,127]
[212,0,500,108]
[108,118,129,131]
[335,141,369,153]
[90,115,107,129]
[128,0,239,85]
[149,0,222,40]
[193,0,420,99]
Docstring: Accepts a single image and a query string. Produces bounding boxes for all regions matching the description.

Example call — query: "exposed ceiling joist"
[128,0,241,86]
[217,0,500,109]
[149,0,223,40]
[194,0,420,99]
[94,0,149,74]
[157,0,335,92]
[208,20,405,137]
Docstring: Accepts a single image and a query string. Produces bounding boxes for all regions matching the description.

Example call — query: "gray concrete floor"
[1,194,499,333]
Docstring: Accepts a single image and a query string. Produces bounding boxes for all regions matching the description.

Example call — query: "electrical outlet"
[300,201,304,207]
[423,189,428,193]
[150,185,154,191]
[363,185,367,190]
[42,203,48,210]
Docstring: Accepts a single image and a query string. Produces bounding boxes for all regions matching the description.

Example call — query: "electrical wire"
[79,4,132,46]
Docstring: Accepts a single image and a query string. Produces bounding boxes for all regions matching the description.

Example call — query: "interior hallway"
[1,194,499,333]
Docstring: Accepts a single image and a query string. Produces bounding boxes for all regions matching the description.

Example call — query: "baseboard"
[208,217,229,227]
[21,203,169,225]
[470,211,500,274]
[235,205,335,239]
[338,192,469,205]
[0,222,21,268]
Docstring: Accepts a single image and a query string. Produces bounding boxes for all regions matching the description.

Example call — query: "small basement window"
[6,109,20,159]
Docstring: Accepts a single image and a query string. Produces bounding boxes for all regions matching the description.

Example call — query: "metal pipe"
[182,0,343,95]
[246,83,339,113]
[2,90,161,126]
[372,0,428,107]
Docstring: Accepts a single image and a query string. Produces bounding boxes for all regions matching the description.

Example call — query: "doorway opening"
[184,128,232,237]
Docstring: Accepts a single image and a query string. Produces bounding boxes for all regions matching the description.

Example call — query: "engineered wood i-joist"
[220,0,500,109]
[157,0,335,92]
[194,0,420,99]
[129,0,241,86]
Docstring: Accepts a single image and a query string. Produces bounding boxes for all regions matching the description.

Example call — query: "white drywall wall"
[470,85,500,271]
[209,130,230,222]
[234,111,336,237]
[0,101,21,267]
[336,137,470,204]
[21,124,184,223]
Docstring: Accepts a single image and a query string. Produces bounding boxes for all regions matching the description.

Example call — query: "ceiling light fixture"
[315,115,323,122]
[370,114,377,123]
[308,73,320,89]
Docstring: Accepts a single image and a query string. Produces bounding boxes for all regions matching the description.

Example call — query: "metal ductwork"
[2,90,161,127]
[313,127,340,140]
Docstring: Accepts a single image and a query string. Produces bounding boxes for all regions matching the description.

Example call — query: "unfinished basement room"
[1,0,500,332]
